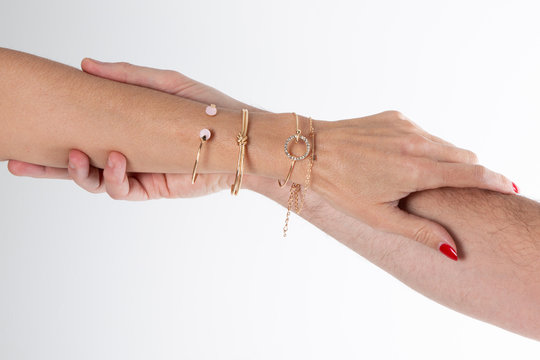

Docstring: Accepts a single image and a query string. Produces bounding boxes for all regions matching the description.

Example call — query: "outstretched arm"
[0,47,284,176]
[245,176,540,340]
[2,48,517,259]
[7,56,538,338]
[10,55,540,339]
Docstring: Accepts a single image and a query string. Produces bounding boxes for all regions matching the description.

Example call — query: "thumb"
[377,207,459,261]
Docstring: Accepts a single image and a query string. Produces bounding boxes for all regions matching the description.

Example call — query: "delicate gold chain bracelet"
[281,114,316,237]
[230,108,249,195]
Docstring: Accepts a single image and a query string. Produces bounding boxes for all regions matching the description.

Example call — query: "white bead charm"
[205,104,217,116]
[200,128,211,141]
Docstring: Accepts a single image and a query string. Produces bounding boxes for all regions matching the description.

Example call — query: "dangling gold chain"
[283,116,315,237]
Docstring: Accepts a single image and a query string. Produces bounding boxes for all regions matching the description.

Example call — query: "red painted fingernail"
[512,182,519,194]
[439,243,458,261]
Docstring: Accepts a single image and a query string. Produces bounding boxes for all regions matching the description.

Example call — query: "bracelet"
[191,104,217,184]
[230,108,249,195]
[278,112,311,188]
[281,114,315,237]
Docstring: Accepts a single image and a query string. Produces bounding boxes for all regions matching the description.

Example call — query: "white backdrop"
[1,0,540,359]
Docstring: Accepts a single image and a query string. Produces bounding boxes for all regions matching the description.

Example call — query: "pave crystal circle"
[284,134,311,161]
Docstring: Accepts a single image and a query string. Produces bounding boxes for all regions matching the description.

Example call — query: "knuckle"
[413,225,434,246]
[397,119,417,133]
[410,133,426,145]
[474,164,487,182]
[87,183,103,194]
[386,110,407,120]
[386,110,416,130]
[108,192,123,200]
[406,158,428,185]
[157,70,179,87]
[496,173,509,188]
[7,162,22,176]
[118,61,131,69]
[167,69,184,81]
[400,134,426,155]
[364,211,385,230]
[399,139,413,155]
[468,151,479,163]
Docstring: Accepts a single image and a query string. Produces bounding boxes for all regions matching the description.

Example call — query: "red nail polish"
[439,243,458,261]
[512,182,519,194]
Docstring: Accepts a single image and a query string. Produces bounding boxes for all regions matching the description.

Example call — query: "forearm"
[244,176,540,340]
[0,48,297,179]
[395,189,540,338]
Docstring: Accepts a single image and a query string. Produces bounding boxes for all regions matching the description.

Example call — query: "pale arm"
[1,48,518,258]
[6,54,538,338]
[0,47,289,178]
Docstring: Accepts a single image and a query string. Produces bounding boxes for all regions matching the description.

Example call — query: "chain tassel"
[283,116,315,237]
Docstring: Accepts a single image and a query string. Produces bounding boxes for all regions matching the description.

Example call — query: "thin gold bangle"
[278,112,311,188]
[231,109,249,195]
[282,116,315,237]
[191,136,206,184]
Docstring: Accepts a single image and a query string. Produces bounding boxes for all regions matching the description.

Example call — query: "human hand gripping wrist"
[8,59,517,261]
[8,59,248,200]
[308,113,517,259]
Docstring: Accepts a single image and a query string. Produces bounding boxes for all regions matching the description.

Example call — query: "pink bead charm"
[205,104,217,116]
[200,128,211,141]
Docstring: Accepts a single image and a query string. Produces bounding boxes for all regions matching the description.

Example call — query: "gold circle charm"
[284,134,311,161]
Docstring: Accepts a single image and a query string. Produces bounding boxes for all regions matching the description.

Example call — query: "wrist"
[243,111,324,184]
[243,111,291,179]
[167,103,325,187]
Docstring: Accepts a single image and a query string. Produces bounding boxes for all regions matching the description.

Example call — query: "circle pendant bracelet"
[279,113,315,237]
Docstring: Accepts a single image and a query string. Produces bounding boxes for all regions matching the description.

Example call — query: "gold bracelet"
[191,104,218,184]
[282,114,315,237]
[277,112,311,188]
[230,108,249,195]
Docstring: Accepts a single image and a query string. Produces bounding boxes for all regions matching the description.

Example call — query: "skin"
[0,48,516,260]
[8,59,540,340]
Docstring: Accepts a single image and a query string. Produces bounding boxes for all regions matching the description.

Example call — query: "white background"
[1,0,540,359]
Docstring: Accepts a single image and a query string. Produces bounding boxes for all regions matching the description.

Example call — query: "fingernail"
[439,242,458,261]
[512,182,519,194]
[107,158,114,168]
[68,160,75,169]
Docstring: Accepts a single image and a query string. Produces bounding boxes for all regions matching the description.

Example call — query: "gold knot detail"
[236,133,248,146]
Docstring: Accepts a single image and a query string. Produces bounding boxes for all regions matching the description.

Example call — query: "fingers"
[376,206,459,261]
[7,160,70,179]
[411,126,455,147]
[416,160,515,195]
[430,143,478,164]
[419,137,478,164]
[394,112,455,147]
[399,131,516,194]
[420,132,455,147]
[67,149,105,193]
[401,134,478,164]
[81,58,189,94]
[103,152,149,200]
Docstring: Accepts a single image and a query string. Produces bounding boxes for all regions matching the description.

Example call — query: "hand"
[7,58,257,200]
[309,111,516,258]
[7,59,515,260]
